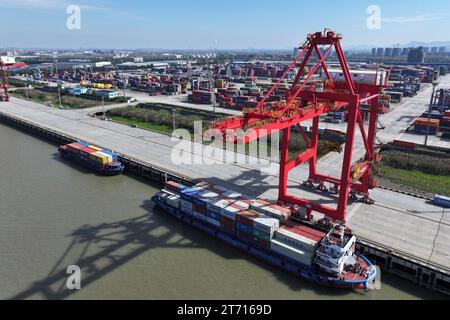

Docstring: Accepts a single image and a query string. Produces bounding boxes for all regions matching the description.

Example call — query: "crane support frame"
[210,30,385,223]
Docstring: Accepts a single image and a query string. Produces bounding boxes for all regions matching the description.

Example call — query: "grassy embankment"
[10,79,125,109]
[379,148,450,196]
[108,104,333,159]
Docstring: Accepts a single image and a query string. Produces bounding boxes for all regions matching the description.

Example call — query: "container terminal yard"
[1,31,450,297]
[2,9,450,299]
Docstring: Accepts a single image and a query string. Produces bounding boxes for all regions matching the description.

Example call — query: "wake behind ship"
[58,141,124,176]
[152,180,377,290]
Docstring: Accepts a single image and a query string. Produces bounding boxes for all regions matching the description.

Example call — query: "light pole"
[172,108,176,131]
[25,78,29,100]
[57,84,62,109]
[102,96,105,120]
[425,81,438,146]
[121,73,126,98]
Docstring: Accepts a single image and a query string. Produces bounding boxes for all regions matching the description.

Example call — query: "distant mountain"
[403,41,450,48]
[343,44,375,52]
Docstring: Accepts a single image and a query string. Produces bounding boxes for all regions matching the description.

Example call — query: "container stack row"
[65,141,119,165]
[156,180,327,267]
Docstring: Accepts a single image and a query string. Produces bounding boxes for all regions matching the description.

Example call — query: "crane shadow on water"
[9,187,437,299]
[10,195,349,300]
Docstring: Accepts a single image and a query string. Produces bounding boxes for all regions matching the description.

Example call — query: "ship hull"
[152,195,377,290]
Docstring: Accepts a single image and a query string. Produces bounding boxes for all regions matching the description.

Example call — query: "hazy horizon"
[2,0,450,50]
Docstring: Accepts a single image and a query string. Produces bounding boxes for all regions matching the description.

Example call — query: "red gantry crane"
[209,30,387,224]
[0,56,16,102]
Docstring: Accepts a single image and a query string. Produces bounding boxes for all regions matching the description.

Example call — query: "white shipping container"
[209,198,230,212]
[271,239,314,266]
[250,199,271,212]
[220,204,243,220]
[223,190,242,199]
[162,189,178,197]
[275,228,318,252]
[0,56,15,65]
[253,216,280,235]
[97,151,114,163]
[323,69,388,86]
[233,200,251,209]
[200,190,219,200]
[166,195,180,209]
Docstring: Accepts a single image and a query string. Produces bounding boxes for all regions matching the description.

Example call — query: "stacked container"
[156,180,332,268]
[414,117,440,135]
[250,200,291,223]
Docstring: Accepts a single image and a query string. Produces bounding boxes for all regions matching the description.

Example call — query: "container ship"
[152,180,377,290]
[58,141,124,176]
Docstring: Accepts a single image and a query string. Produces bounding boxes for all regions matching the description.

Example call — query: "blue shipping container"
[207,210,221,221]
[236,222,252,234]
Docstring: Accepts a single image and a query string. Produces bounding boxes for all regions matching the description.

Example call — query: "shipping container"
[253,215,280,235]
[250,200,291,223]
[274,226,320,253]
[180,206,193,215]
[193,203,206,215]
[253,228,272,242]
[237,222,252,234]
[88,145,103,151]
[271,239,314,266]
[236,210,259,226]
[180,188,198,201]
[165,181,182,192]
[220,201,246,220]
[207,210,221,221]
[166,195,180,209]
[180,199,193,210]
[206,217,221,228]
[193,211,207,221]
[221,216,236,233]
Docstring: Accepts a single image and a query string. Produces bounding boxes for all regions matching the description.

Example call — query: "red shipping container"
[285,222,326,239]
[165,181,181,192]
[221,216,236,232]
[67,143,84,151]
[193,204,206,215]
[79,146,96,154]
[281,224,325,243]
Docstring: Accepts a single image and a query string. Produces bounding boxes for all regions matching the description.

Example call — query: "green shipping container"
[253,228,272,242]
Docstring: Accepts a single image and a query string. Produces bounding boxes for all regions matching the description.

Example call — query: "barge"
[58,141,124,176]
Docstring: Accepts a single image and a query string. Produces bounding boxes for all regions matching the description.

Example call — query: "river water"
[0,123,444,300]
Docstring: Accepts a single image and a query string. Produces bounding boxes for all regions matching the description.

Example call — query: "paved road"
[1,94,449,271]
[124,89,241,116]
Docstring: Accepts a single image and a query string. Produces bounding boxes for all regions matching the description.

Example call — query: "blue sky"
[1,0,450,49]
